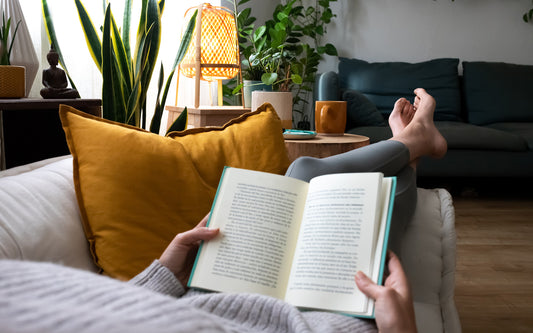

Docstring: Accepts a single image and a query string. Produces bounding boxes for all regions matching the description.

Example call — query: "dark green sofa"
[316,58,533,179]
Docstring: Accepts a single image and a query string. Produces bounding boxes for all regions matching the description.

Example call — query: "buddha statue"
[40,47,80,99]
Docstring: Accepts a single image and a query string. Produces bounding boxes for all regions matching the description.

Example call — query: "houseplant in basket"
[233,0,338,128]
[0,12,24,98]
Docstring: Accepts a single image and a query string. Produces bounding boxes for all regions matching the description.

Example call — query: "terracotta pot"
[0,65,25,98]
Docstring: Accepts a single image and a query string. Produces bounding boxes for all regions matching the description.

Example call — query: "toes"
[402,100,412,115]
[393,98,407,111]
[414,88,436,109]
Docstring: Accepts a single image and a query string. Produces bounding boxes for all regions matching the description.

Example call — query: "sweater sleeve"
[128,260,186,298]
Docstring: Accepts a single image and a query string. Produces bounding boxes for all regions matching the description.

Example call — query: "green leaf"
[320,8,334,23]
[102,4,117,122]
[277,12,289,22]
[324,43,338,56]
[150,10,196,134]
[171,10,196,69]
[262,72,277,85]
[291,74,302,84]
[74,0,103,71]
[166,107,188,134]
[275,22,286,31]
[232,83,244,95]
[111,12,132,89]
[256,35,267,52]
[269,28,286,48]
[122,0,132,60]
[253,26,266,42]
[149,63,165,134]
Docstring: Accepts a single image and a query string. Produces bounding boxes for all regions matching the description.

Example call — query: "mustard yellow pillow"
[59,104,290,280]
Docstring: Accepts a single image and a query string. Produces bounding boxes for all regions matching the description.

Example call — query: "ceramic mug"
[315,101,347,135]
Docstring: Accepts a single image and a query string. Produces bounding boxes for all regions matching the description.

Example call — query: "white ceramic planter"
[251,91,293,129]
[243,80,271,108]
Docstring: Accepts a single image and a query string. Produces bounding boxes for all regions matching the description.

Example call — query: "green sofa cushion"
[486,123,533,150]
[462,61,533,125]
[343,89,386,128]
[338,58,461,121]
[435,121,528,151]
[349,121,528,151]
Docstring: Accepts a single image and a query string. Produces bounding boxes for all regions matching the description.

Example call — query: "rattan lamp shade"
[180,3,239,81]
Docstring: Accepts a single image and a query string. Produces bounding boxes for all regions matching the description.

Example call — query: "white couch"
[0,156,461,332]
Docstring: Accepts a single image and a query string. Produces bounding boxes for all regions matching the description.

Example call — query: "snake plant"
[42,0,196,134]
[0,13,21,65]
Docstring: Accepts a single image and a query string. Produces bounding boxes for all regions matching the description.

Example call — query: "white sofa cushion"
[0,156,98,272]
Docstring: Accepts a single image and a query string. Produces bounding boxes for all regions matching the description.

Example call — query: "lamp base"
[166,105,251,129]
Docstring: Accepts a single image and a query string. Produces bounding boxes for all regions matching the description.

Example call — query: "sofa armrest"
[316,71,340,101]
[402,188,461,333]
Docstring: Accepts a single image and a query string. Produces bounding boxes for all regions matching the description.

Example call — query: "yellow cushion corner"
[59,103,290,280]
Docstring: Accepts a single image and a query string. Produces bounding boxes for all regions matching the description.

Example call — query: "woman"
[0,89,445,333]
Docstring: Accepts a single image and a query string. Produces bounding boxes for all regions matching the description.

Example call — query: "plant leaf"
[291,73,302,84]
[166,107,188,134]
[122,0,132,59]
[170,10,196,69]
[262,72,277,85]
[150,10,196,134]
[102,4,117,122]
[111,12,132,89]
[149,63,165,134]
[232,83,244,95]
[324,43,338,56]
[138,0,162,125]
[74,0,103,72]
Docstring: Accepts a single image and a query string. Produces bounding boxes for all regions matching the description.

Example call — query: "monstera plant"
[42,0,196,134]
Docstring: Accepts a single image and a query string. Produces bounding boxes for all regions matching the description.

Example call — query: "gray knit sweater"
[0,260,377,333]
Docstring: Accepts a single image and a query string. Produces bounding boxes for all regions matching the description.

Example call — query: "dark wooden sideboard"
[0,99,101,170]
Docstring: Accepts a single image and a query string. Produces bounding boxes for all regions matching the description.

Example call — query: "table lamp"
[177,3,242,108]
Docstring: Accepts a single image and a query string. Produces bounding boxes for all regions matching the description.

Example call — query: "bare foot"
[391,88,447,162]
[389,98,415,136]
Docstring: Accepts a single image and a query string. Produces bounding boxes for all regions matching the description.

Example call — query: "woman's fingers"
[176,226,219,246]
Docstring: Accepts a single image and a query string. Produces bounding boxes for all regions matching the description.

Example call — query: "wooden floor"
[452,191,533,332]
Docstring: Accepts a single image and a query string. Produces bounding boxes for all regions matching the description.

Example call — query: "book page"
[284,173,383,315]
[367,177,395,314]
[189,167,309,299]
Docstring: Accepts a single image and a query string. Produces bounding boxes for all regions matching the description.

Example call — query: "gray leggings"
[284,140,417,255]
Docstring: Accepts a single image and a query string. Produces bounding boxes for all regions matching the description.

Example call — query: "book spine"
[187,166,231,287]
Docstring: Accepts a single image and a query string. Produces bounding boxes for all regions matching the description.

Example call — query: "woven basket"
[0,65,26,98]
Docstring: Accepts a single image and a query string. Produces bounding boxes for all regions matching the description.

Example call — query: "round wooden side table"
[284,133,370,162]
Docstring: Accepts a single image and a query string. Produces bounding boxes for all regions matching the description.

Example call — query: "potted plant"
[233,0,338,127]
[41,0,196,135]
[0,13,24,98]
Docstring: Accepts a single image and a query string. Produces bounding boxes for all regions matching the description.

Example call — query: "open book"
[188,167,396,318]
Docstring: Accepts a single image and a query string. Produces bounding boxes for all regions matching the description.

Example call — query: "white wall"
[318,0,533,73]
[249,0,533,72]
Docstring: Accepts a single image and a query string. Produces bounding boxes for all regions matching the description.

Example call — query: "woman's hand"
[355,251,417,333]
[159,214,220,287]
